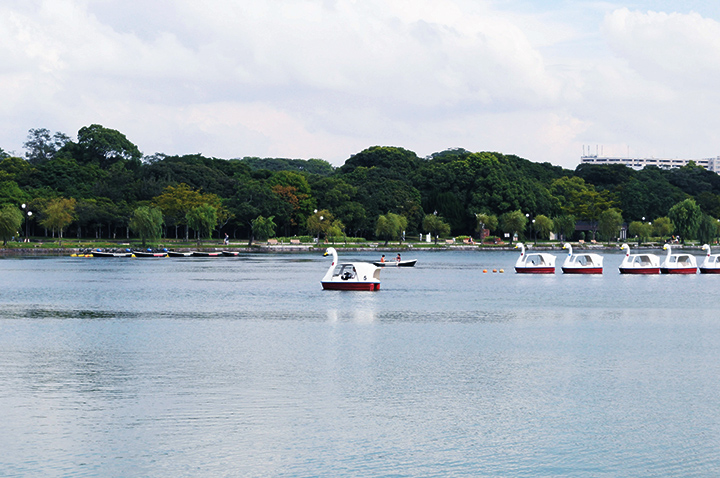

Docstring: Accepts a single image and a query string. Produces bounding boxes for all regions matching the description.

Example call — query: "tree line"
[1,124,720,246]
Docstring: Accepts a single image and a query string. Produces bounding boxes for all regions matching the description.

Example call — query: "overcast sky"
[2,0,720,169]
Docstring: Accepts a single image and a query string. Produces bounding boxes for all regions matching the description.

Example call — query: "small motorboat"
[133,249,168,258]
[660,244,697,274]
[699,244,720,274]
[221,251,239,257]
[373,259,418,267]
[191,251,222,257]
[514,242,555,274]
[618,243,660,274]
[167,250,193,257]
[321,247,381,291]
[91,249,133,258]
[561,243,603,274]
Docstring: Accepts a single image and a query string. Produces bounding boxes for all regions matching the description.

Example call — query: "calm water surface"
[1,249,719,477]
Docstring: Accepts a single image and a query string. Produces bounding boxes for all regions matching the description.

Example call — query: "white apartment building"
[580,155,720,173]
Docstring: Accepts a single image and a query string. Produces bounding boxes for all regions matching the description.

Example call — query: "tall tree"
[23,128,70,165]
[422,214,451,244]
[376,212,408,246]
[498,210,527,245]
[532,214,554,241]
[597,208,624,243]
[129,206,163,247]
[186,204,218,246]
[249,215,276,246]
[75,124,142,168]
[628,221,653,246]
[668,199,702,243]
[552,214,576,242]
[39,197,76,246]
[0,205,23,246]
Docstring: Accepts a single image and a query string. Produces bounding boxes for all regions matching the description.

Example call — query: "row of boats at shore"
[74,248,240,258]
[516,242,720,275]
[321,243,720,292]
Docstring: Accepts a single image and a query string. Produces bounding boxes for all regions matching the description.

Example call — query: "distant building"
[580,155,720,173]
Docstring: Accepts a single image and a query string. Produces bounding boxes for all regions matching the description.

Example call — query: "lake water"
[1,249,720,477]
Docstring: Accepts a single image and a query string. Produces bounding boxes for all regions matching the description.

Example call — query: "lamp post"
[21,204,32,242]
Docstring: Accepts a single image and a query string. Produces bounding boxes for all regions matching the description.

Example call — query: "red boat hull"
[619,267,660,274]
[515,267,555,274]
[660,268,697,274]
[700,267,720,274]
[321,282,381,291]
[562,267,603,274]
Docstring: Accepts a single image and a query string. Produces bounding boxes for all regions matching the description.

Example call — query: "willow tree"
[129,206,163,247]
[498,210,527,245]
[249,215,276,246]
[668,198,701,243]
[422,214,450,245]
[0,205,23,246]
[186,204,218,246]
[376,212,407,246]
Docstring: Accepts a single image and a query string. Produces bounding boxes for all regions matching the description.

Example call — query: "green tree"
[0,205,23,246]
[307,209,335,243]
[533,214,554,241]
[475,213,498,243]
[628,221,653,246]
[39,197,76,246]
[422,214,451,244]
[75,124,142,168]
[376,212,408,246]
[186,204,218,246]
[498,210,527,245]
[668,198,702,243]
[697,214,720,245]
[23,128,70,165]
[598,208,623,244]
[652,216,674,241]
[249,215,276,246]
[129,206,163,247]
[552,214,576,242]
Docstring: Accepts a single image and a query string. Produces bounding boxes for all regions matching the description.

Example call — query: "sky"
[2,0,720,169]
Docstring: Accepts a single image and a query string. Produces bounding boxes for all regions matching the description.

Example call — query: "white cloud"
[1,1,720,167]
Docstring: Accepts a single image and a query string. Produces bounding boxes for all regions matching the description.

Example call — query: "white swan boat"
[514,242,555,274]
[321,247,381,291]
[660,244,697,274]
[618,243,660,274]
[561,243,603,274]
[699,244,720,274]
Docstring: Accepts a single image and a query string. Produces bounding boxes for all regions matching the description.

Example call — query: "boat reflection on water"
[326,308,376,324]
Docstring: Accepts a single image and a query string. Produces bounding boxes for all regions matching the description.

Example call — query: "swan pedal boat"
[660,244,697,274]
[322,247,381,291]
[618,243,660,274]
[514,242,555,274]
[700,244,720,274]
[561,243,603,274]
[372,259,418,267]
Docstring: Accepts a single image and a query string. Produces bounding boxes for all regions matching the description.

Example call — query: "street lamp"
[21,204,32,242]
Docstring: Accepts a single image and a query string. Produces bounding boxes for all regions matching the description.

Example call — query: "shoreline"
[0,241,697,257]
